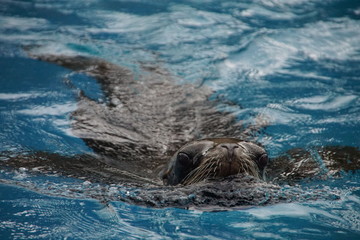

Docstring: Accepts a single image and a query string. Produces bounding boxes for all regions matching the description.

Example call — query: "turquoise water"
[1,0,360,239]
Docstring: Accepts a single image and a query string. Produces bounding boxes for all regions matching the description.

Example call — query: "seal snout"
[220,143,239,162]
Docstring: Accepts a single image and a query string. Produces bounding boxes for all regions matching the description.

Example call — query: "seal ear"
[255,153,268,180]
[257,153,268,170]
[238,141,268,171]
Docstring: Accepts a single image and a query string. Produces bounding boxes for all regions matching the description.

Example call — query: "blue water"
[1,0,360,239]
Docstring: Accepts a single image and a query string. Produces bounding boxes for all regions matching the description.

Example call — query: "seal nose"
[220,143,239,161]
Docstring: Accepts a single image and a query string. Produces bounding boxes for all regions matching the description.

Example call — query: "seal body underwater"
[1,53,360,209]
[28,55,252,182]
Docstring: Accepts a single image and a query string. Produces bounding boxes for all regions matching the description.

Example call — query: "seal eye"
[177,152,191,166]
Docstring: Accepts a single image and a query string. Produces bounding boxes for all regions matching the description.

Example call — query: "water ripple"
[0,0,360,239]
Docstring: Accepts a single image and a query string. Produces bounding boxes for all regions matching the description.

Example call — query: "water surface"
[1,0,360,239]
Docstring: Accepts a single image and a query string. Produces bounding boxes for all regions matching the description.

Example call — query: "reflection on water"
[0,0,360,239]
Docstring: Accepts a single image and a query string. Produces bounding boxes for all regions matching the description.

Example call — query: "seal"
[20,53,262,183]
[1,53,359,209]
[161,138,268,185]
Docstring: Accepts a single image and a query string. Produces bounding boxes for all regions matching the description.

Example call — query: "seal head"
[161,138,268,185]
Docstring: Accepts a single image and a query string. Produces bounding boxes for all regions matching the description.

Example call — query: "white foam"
[246,203,343,221]
[0,92,46,101]
[17,102,77,116]
[218,18,360,83]
[291,95,358,111]
[0,16,50,31]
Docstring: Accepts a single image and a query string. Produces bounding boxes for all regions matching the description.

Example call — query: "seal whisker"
[188,162,215,183]
[182,158,218,185]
